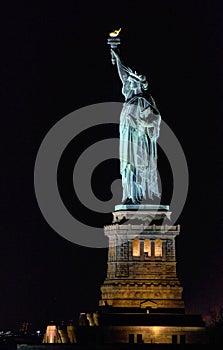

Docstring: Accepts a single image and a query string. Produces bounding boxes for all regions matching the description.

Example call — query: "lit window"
[155,239,162,257]
[132,239,140,256]
[144,239,151,256]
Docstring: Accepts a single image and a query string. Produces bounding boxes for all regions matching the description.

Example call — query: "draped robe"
[113,50,161,203]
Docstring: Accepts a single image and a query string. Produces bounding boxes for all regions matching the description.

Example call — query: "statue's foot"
[134,199,142,205]
[123,198,134,205]
[123,198,142,205]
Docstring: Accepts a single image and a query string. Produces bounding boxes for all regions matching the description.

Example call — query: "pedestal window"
[155,239,162,257]
[132,239,140,256]
[144,239,151,257]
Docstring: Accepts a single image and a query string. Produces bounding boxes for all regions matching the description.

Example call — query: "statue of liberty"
[108,30,161,205]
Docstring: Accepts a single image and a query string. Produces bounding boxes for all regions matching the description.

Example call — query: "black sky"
[1,0,223,330]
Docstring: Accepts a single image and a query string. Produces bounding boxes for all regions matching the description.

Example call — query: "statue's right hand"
[111,49,118,58]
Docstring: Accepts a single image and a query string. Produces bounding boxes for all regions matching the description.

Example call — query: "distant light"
[36,330,41,335]
[153,326,160,333]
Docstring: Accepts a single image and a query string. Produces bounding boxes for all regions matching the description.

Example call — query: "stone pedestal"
[99,205,184,312]
[95,205,208,344]
[76,204,208,344]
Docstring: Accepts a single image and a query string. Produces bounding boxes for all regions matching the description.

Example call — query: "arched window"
[155,239,162,257]
[144,239,151,256]
[132,239,140,256]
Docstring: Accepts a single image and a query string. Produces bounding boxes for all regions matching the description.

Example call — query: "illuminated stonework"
[102,325,209,344]
[99,209,184,310]
[97,207,208,344]
[42,324,77,344]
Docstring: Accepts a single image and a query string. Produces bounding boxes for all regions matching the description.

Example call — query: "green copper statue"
[108,30,161,205]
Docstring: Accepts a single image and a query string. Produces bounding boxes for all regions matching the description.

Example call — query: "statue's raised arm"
[111,48,149,102]
[110,48,129,84]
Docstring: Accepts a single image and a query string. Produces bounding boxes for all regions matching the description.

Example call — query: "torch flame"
[109,28,121,37]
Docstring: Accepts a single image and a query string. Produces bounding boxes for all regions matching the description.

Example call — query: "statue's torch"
[107,28,121,64]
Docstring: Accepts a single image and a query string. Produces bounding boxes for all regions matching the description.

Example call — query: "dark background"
[1,0,223,330]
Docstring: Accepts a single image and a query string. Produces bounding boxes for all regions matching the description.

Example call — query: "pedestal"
[77,205,208,345]
[99,205,184,312]
[95,205,208,344]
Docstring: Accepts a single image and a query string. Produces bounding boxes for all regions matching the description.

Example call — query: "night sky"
[1,1,223,330]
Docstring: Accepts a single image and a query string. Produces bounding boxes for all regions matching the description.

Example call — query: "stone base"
[100,315,208,344]
[112,210,171,223]
[115,204,169,211]
[76,311,209,345]
[100,280,185,310]
[113,204,171,223]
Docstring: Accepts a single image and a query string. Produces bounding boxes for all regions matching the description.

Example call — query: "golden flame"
[109,28,121,37]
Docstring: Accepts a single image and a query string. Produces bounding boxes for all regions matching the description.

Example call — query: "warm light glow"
[153,326,160,333]
[144,239,151,256]
[132,239,140,256]
[109,28,121,37]
[45,325,58,343]
[155,239,162,257]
